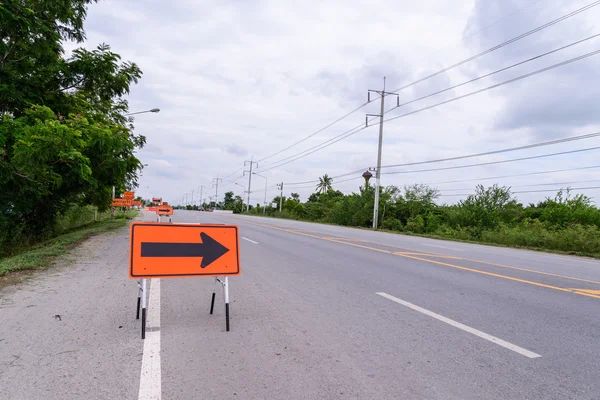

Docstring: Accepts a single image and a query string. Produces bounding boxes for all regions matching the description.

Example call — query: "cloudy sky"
[75,0,600,206]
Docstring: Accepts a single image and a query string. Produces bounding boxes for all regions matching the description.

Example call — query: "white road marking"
[138,279,162,400]
[376,292,542,359]
[421,243,464,252]
[242,237,259,244]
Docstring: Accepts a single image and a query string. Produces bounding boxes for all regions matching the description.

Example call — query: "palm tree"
[315,174,333,194]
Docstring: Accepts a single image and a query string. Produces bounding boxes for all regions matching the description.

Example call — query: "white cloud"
[76,0,600,205]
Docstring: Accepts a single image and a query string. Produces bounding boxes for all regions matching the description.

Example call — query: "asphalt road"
[2,210,600,399]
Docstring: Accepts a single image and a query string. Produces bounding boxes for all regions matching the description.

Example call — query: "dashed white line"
[138,279,162,400]
[376,292,541,359]
[242,237,259,244]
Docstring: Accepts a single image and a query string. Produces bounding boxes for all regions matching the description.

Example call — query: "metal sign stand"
[210,276,230,331]
[156,215,172,223]
[135,279,148,339]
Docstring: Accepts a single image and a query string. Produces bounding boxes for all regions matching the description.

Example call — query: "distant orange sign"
[124,191,135,200]
[152,197,162,205]
[112,198,132,207]
[132,200,142,206]
[156,205,173,216]
[145,207,157,212]
[129,223,240,278]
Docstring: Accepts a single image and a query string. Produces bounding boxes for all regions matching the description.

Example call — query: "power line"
[393,33,600,114]
[286,169,367,186]
[383,48,600,125]
[390,0,600,93]
[285,132,600,187]
[381,131,600,169]
[462,0,546,41]
[439,186,600,197]
[285,175,363,190]
[382,146,600,175]
[254,122,373,173]
[257,101,372,163]
[424,164,600,185]
[254,48,600,174]
[221,166,244,181]
[428,180,600,193]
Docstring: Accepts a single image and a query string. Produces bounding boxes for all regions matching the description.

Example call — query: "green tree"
[0,1,145,253]
[315,174,333,194]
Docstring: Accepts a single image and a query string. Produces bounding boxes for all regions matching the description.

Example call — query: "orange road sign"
[112,198,132,207]
[129,223,240,278]
[156,205,173,215]
[124,191,135,200]
[152,197,162,205]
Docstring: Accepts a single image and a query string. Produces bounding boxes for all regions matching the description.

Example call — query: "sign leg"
[210,277,217,315]
[141,279,147,339]
[136,280,142,319]
[224,276,230,332]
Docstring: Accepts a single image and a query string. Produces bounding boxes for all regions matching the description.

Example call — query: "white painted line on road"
[376,292,542,359]
[421,243,464,252]
[138,279,162,400]
[242,237,259,244]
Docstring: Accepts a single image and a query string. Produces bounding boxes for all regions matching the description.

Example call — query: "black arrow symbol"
[141,232,230,268]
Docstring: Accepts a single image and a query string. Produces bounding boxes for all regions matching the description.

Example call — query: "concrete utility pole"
[244,156,258,212]
[366,77,399,230]
[277,182,284,212]
[212,177,222,207]
[191,189,194,206]
[199,186,205,208]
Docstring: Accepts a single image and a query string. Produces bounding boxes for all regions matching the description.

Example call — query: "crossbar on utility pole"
[244,156,258,212]
[366,77,399,230]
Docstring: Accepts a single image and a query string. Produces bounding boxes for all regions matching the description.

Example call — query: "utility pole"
[366,77,399,230]
[244,156,258,212]
[199,186,204,209]
[212,177,222,208]
[191,189,194,206]
[277,182,284,212]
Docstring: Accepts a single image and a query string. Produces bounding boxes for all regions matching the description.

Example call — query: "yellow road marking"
[569,289,600,295]
[242,220,600,300]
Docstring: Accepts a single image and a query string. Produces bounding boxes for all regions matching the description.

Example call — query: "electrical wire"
[257,101,373,163]
[390,0,600,93]
[254,48,600,174]
[254,122,373,173]
[393,33,600,114]
[382,146,600,175]
[381,131,600,169]
[439,186,600,196]
[462,0,546,41]
[424,164,600,185]
[383,48,600,125]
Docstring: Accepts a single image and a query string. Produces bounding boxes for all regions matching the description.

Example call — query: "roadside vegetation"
[0,1,145,258]
[0,207,136,277]
[236,178,600,257]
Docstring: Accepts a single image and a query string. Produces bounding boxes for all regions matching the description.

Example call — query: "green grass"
[0,218,128,277]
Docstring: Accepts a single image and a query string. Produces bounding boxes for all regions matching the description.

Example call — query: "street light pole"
[253,173,268,214]
[124,108,160,116]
